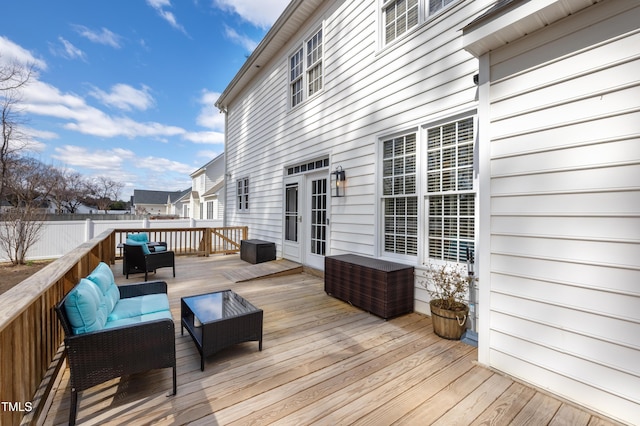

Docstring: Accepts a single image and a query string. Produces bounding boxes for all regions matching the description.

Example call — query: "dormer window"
[290,28,323,108]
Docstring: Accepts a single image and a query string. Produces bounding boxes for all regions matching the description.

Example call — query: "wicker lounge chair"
[55,279,177,425]
[124,243,175,281]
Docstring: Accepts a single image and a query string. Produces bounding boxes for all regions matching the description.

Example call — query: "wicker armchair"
[55,280,177,425]
[124,243,175,280]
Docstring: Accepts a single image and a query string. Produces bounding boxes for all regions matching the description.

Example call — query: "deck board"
[41,255,624,425]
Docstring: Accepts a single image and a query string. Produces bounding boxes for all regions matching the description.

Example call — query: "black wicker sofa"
[54,262,176,425]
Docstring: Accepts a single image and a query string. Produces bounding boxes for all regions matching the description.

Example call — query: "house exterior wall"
[223,0,491,313]
[474,1,640,423]
[134,203,166,216]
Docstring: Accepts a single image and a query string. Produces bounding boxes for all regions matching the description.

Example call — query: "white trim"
[377,129,420,263]
[477,53,491,365]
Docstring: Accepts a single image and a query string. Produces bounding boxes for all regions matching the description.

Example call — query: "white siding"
[485,2,640,423]
[224,0,489,277]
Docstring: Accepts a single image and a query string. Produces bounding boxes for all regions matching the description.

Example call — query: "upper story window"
[290,28,323,108]
[382,0,457,46]
[384,0,419,44]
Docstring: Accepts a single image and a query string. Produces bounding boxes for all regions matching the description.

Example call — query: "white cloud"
[0,36,47,70]
[89,83,155,111]
[213,0,290,29]
[196,90,224,130]
[135,156,194,174]
[146,0,187,33]
[25,127,58,141]
[22,79,185,139]
[73,25,122,48]
[54,37,87,61]
[183,131,224,144]
[223,25,258,52]
[196,149,223,160]
[179,90,225,144]
[21,127,56,152]
[52,145,135,171]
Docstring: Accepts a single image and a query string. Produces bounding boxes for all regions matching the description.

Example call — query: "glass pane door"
[310,178,327,255]
[285,184,299,242]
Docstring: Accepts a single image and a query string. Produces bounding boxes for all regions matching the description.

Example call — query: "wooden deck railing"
[210,226,248,254]
[0,226,247,426]
[114,228,212,257]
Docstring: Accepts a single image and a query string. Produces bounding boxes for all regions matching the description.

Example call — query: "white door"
[282,172,329,269]
[305,173,329,270]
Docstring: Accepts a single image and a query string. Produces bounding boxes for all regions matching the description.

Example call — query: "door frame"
[282,170,330,269]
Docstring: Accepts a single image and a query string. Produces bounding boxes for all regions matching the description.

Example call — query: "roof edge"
[215,0,305,110]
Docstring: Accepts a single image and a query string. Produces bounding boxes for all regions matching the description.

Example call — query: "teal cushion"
[107,294,170,321]
[104,310,173,330]
[64,279,108,334]
[153,246,167,252]
[126,238,151,255]
[127,233,149,243]
[86,262,120,312]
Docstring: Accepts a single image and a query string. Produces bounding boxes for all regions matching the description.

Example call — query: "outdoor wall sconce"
[332,166,346,197]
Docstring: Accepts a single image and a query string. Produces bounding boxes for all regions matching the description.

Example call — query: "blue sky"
[1,0,289,199]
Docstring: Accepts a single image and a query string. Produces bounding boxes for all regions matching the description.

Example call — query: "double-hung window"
[426,117,475,262]
[237,178,249,211]
[290,28,323,108]
[383,0,419,44]
[382,133,418,257]
[381,0,457,46]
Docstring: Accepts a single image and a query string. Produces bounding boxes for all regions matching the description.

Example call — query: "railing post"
[85,218,94,241]
[142,217,150,228]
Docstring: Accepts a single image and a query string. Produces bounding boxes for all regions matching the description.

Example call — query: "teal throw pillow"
[126,238,151,255]
[64,279,108,334]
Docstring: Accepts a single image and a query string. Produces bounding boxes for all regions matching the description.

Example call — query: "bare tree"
[1,59,33,200]
[86,176,124,213]
[49,168,90,214]
[0,158,57,264]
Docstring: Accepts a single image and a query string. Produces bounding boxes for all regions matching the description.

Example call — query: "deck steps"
[222,259,303,282]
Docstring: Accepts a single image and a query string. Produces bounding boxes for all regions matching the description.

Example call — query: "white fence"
[0,218,223,263]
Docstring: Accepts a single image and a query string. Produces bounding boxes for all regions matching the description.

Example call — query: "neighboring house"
[216,0,638,423]
[187,153,225,220]
[131,189,189,217]
[462,0,640,423]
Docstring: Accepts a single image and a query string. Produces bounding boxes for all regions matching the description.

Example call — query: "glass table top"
[182,290,258,323]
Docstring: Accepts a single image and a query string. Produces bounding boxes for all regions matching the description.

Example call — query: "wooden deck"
[42,255,621,425]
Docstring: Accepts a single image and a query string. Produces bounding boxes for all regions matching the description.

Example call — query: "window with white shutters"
[383,0,419,45]
[426,117,475,261]
[381,0,458,46]
[382,133,418,256]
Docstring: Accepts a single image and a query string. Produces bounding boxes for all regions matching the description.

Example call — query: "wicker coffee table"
[181,290,263,371]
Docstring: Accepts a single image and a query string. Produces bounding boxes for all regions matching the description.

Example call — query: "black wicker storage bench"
[240,239,276,264]
[325,254,414,319]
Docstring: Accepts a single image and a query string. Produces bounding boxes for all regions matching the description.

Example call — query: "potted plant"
[421,262,473,340]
